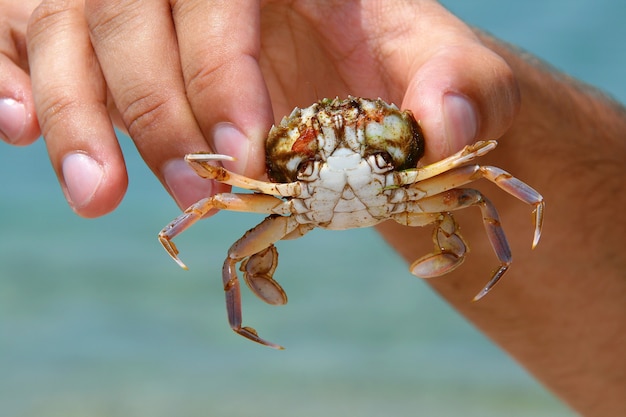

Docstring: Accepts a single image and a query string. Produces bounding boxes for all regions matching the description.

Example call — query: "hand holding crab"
[20,1,520,217]
[159,97,544,349]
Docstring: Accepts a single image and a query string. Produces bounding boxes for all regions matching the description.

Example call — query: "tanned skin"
[377,34,626,416]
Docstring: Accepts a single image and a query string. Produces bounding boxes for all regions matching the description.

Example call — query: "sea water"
[2,1,624,416]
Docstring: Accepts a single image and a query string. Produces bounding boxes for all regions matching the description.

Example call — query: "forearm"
[377,35,626,416]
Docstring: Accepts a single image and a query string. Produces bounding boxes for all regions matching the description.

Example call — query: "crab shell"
[265,97,425,183]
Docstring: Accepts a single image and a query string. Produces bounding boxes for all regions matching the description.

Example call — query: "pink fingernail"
[61,153,104,210]
[163,159,213,209]
[0,98,26,144]
[443,93,478,153]
[212,122,249,174]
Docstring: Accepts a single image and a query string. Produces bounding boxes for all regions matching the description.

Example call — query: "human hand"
[0,0,41,145]
[23,0,519,217]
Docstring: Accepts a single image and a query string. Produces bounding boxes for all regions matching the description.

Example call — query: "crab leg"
[400,164,544,249]
[184,154,302,197]
[223,215,311,349]
[158,193,289,269]
[408,212,469,278]
[393,140,497,184]
[405,188,512,300]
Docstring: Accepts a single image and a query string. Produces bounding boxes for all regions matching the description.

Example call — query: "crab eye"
[297,159,316,178]
[374,152,393,170]
[363,110,425,171]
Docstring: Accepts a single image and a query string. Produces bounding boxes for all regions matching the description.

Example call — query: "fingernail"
[61,153,104,210]
[0,98,26,144]
[212,122,249,174]
[163,159,213,209]
[443,93,478,153]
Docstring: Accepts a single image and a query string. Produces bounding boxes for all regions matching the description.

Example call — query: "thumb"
[403,43,520,162]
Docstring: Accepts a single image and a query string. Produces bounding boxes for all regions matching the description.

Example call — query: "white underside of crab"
[292,148,392,228]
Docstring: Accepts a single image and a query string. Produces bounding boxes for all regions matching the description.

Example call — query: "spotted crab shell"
[265,97,425,183]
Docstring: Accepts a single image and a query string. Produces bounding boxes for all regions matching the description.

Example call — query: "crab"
[158,97,544,349]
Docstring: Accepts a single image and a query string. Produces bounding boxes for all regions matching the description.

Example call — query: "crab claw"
[410,214,468,278]
[240,245,288,305]
[410,252,465,278]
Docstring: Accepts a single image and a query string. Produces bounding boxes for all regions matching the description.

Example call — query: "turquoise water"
[2,1,624,416]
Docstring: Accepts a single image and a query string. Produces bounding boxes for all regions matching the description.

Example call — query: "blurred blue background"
[2,1,624,416]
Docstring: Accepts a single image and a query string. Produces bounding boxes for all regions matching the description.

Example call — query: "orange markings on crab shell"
[291,128,318,157]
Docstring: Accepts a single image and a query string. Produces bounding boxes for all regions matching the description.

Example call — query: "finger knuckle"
[184,59,226,99]
[483,49,521,119]
[120,88,175,138]
[85,0,143,42]
[35,85,86,137]
[27,1,78,47]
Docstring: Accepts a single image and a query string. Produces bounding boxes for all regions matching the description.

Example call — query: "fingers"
[85,0,272,210]
[171,0,273,179]
[85,0,220,211]
[27,0,127,217]
[0,0,41,145]
[0,59,40,146]
[24,0,518,219]
[27,0,272,217]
